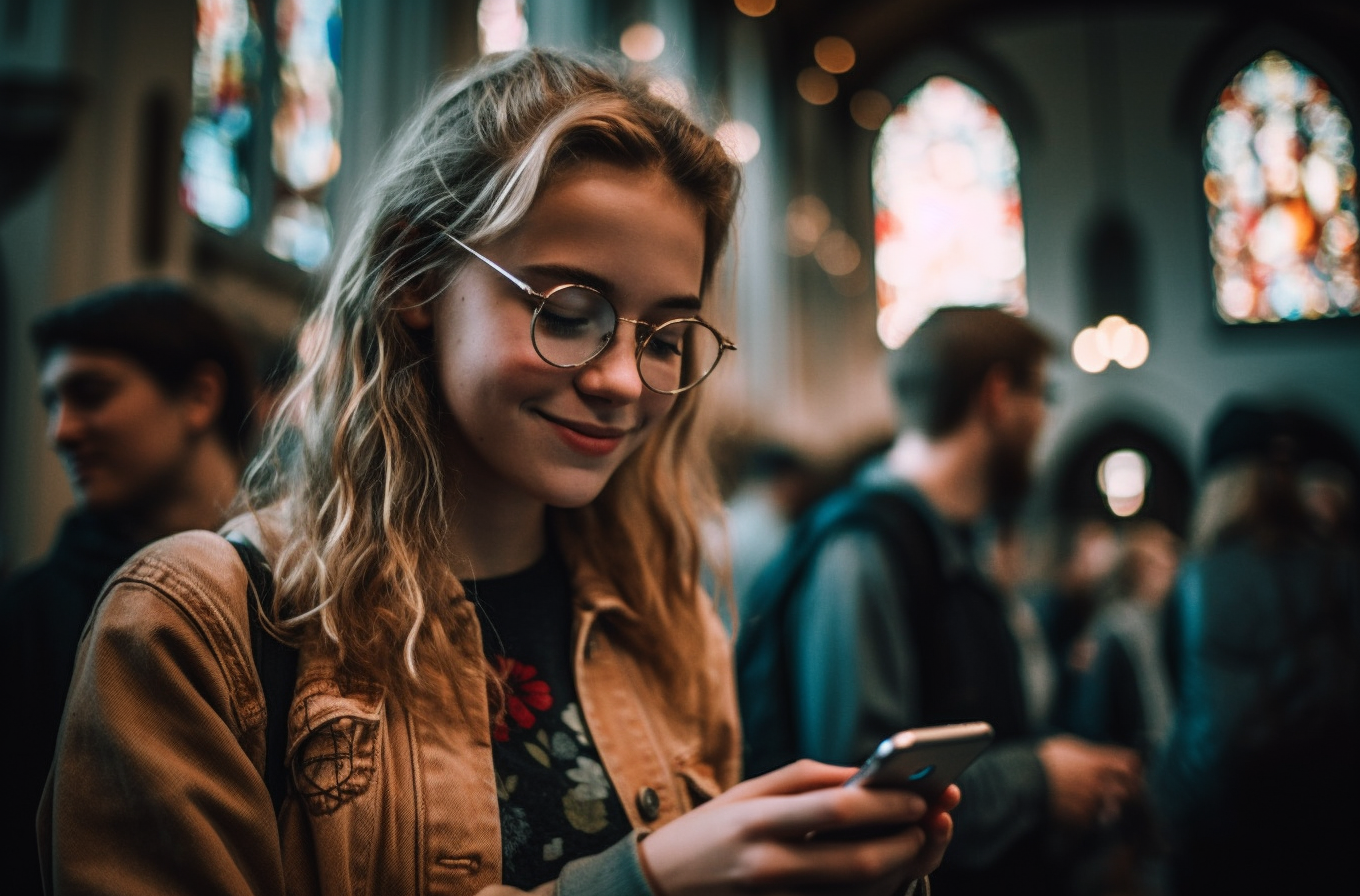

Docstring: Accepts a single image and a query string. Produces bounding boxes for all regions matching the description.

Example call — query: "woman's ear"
[381,219,441,330]
[394,288,435,330]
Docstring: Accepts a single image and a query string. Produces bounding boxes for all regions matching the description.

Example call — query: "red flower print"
[491,656,553,742]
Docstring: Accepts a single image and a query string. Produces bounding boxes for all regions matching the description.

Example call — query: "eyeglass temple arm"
[446,233,537,295]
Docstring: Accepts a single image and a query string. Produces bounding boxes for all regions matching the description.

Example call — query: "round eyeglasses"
[447,234,736,394]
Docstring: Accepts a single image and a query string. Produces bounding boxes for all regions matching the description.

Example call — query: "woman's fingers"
[719,759,858,800]
[724,823,931,890]
[743,782,931,841]
[933,784,962,813]
[638,760,956,896]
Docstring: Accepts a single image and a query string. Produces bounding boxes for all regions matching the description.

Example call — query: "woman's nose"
[574,322,646,402]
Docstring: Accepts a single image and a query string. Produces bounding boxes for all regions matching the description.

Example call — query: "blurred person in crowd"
[718,440,819,606]
[0,279,256,895]
[1062,520,1182,896]
[987,519,1059,734]
[1067,519,1181,754]
[1029,516,1121,731]
[1150,400,1360,896]
[737,306,1140,896]
[1300,458,1355,541]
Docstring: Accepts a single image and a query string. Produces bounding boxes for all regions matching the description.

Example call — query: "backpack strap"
[227,535,299,815]
[736,482,944,776]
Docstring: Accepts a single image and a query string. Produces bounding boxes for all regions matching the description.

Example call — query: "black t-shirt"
[465,545,632,888]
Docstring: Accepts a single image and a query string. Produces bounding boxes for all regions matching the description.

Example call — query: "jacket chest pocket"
[281,680,389,896]
[289,678,385,816]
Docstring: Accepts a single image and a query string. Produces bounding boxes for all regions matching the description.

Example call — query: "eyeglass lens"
[532,287,723,393]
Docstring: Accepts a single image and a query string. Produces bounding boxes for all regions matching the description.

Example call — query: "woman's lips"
[539,413,629,458]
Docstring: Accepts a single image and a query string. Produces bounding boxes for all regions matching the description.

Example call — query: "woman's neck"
[448,494,548,580]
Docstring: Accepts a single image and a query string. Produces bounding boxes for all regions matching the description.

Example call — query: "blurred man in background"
[738,306,1140,896]
[0,280,256,895]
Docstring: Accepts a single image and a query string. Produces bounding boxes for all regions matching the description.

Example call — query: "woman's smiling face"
[403,161,708,514]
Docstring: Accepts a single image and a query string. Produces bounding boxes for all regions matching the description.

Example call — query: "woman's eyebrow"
[521,263,703,312]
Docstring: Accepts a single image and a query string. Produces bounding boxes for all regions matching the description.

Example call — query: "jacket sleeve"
[38,534,287,896]
[475,831,654,896]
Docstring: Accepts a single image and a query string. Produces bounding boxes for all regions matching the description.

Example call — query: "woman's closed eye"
[537,305,596,339]
[640,325,685,360]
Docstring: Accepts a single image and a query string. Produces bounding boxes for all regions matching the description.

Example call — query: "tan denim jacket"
[39,525,741,895]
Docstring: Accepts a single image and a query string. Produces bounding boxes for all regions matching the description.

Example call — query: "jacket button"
[636,786,661,822]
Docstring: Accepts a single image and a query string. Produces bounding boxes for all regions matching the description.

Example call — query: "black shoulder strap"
[736,483,944,776]
[228,536,299,815]
[738,484,941,653]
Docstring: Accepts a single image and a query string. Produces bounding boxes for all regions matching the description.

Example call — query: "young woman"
[40,49,956,896]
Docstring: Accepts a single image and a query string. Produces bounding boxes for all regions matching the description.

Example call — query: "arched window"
[872,76,1026,349]
[1204,50,1359,323]
[182,0,262,236]
[182,0,343,271]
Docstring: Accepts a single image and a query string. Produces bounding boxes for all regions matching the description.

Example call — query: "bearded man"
[737,306,1139,896]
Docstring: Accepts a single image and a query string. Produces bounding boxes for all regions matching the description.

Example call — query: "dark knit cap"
[1204,399,1359,477]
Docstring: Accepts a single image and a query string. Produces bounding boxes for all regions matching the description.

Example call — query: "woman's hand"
[637,759,958,896]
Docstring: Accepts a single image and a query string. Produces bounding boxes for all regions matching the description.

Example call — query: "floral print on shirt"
[489,652,630,883]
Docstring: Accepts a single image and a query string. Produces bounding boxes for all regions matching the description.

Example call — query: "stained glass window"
[265,0,342,270]
[183,0,342,271]
[182,0,263,234]
[1204,51,1359,323]
[872,76,1026,349]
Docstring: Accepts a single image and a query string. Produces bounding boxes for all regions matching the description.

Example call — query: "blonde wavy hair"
[241,49,741,706]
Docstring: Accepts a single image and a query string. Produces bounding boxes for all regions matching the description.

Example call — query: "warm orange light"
[797,67,837,105]
[1095,315,1127,356]
[735,0,776,16]
[786,195,830,256]
[1072,327,1109,373]
[814,36,855,74]
[1112,323,1150,369]
[814,230,861,276]
[1075,316,1151,372]
[850,90,892,130]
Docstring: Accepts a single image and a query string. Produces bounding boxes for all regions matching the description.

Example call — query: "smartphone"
[809,722,994,842]
[845,721,995,799]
